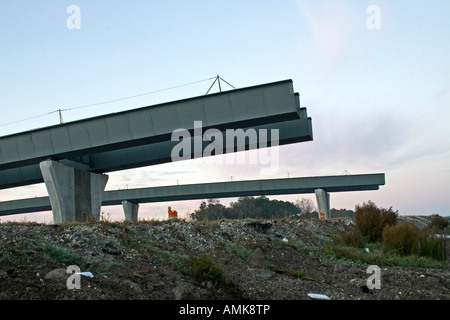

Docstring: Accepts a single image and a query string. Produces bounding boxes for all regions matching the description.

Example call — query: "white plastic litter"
[365,248,370,253]
[282,237,288,242]
[307,293,331,300]
[76,272,94,278]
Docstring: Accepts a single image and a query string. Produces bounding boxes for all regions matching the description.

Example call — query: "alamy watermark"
[366,265,381,290]
[367,5,381,30]
[170,121,280,173]
[66,5,81,30]
[66,265,94,290]
[66,265,81,290]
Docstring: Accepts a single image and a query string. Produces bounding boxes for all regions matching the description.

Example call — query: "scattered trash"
[307,293,331,300]
[76,272,94,278]
[365,248,370,253]
[282,237,288,242]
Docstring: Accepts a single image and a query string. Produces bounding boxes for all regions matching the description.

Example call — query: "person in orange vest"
[168,206,178,220]
[319,211,325,219]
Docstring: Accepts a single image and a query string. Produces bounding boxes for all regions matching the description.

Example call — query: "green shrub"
[37,241,81,265]
[340,227,365,248]
[428,216,449,231]
[223,242,253,260]
[354,201,398,242]
[419,229,445,261]
[382,222,420,256]
[189,254,228,285]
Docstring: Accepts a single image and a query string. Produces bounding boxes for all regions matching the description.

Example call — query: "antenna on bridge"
[206,75,235,95]
[48,109,69,124]
[58,109,64,124]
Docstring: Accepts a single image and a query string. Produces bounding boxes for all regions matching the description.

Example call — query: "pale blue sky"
[0,1,449,222]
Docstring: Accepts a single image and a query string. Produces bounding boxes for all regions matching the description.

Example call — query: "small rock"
[257,269,274,279]
[333,262,349,274]
[247,247,266,269]
[123,280,143,294]
[44,268,67,281]
[349,277,366,288]
[173,282,200,300]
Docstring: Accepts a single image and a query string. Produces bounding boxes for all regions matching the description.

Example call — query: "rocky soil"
[0,217,448,303]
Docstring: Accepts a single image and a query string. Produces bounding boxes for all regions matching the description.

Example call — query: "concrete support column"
[315,189,330,219]
[122,201,139,221]
[39,160,109,224]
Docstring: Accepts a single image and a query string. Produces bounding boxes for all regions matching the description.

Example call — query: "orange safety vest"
[319,211,325,219]
[168,209,178,220]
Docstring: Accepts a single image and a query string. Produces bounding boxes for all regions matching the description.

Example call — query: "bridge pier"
[39,160,109,224]
[315,189,330,219]
[122,201,139,221]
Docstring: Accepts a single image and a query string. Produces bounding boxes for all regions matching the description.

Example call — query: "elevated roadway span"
[0,173,385,222]
[0,80,309,174]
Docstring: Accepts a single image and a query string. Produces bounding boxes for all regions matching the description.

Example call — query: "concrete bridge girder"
[0,117,312,190]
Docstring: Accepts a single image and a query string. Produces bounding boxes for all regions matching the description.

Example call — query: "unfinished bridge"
[0,79,385,223]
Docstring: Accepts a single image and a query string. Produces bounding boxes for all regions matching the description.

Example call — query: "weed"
[0,252,15,266]
[89,260,122,275]
[327,242,449,269]
[286,238,307,253]
[36,241,81,265]
[115,227,190,273]
[189,253,228,285]
[223,242,253,260]
[419,229,445,261]
[150,244,190,273]
[297,269,314,281]
[339,228,365,248]
[266,262,282,273]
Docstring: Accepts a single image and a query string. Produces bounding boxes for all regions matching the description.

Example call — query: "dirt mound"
[0,218,448,302]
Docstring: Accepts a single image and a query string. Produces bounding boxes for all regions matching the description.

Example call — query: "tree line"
[188,196,354,221]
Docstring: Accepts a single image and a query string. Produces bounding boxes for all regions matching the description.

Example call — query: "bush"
[419,229,445,261]
[340,228,365,248]
[382,222,420,256]
[223,242,253,261]
[354,201,398,242]
[428,216,449,230]
[189,254,228,285]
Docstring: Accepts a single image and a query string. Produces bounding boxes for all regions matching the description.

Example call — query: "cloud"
[297,0,355,80]
[278,111,419,175]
